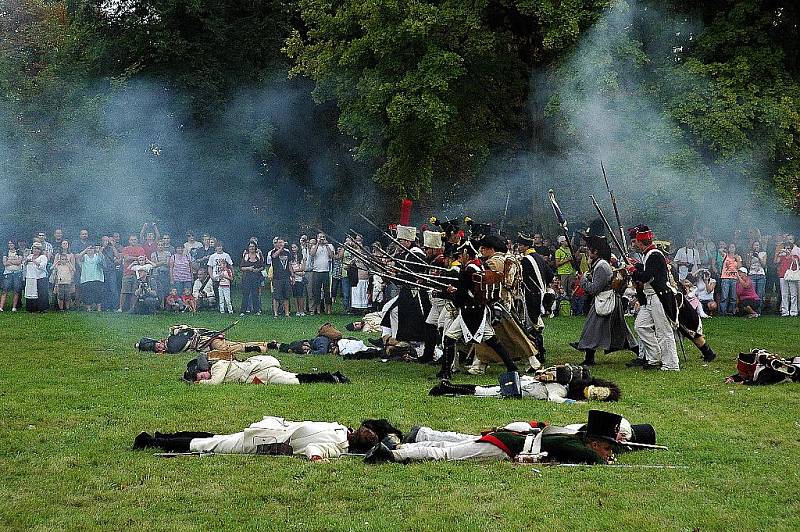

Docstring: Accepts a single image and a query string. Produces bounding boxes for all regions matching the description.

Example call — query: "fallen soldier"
[270,337,381,359]
[133,417,402,461]
[135,324,269,356]
[428,364,620,403]
[364,410,660,465]
[725,349,799,385]
[345,310,385,334]
[182,354,350,385]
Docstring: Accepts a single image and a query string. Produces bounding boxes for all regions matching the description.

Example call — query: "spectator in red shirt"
[139,222,161,258]
[118,235,146,312]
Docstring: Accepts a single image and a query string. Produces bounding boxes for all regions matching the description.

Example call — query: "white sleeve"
[303,442,344,460]
[199,362,230,385]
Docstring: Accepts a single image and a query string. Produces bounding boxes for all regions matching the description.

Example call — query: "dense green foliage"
[1,311,798,529]
[1,0,798,234]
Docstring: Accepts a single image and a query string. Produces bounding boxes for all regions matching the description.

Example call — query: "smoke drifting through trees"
[456,1,797,239]
[0,75,375,247]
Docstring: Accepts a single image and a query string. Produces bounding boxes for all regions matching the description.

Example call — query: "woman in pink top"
[169,246,194,298]
[735,267,759,318]
[719,243,741,316]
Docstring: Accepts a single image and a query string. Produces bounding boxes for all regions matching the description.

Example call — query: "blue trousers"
[720,278,737,316]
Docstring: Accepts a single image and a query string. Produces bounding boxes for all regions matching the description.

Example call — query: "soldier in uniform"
[434,238,519,380]
[517,233,554,360]
[629,225,680,371]
[135,325,270,357]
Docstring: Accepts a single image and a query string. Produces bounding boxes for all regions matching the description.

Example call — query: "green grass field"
[1,310,798,531]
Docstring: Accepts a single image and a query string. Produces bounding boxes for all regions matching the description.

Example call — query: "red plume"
[399,198,413,226]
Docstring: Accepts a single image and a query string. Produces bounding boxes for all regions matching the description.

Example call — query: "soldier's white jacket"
[198,355,299,385]
[189,416,350,459]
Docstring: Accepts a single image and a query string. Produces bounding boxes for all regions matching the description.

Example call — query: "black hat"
[518,232,534,247]
[584,410,622,444]
[431,216,460,236]
[466,218,493,239]
[135,337,157,352]
[478,234,507,253]
[457,239,479,257]
[581,233,611,261]
[183,359,200,382]
[630,424,656,445]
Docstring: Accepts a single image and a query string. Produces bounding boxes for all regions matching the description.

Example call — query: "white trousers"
[190,432,248,454]
[218,286,232,313]
[248,367,300,385]
[635,294,679,370]
[415,427,476,443]
[393,439,507,462]
[780,278,799,316]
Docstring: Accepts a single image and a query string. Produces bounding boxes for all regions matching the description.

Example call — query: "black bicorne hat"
[584,410,623,444]
[518,232,535,247]
[478,234,507,253]
[630,424,656,445]
[135,337,158,352]
[431,216,460,236]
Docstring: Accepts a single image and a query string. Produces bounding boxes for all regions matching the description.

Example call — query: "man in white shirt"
[674,237,701,281]
[207,242,233,303]
[310,233,335,315]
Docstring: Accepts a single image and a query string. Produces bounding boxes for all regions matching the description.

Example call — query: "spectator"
[714,240,727,277]
[182,288,197,313]
[132,280,160,315]
[775,235,799,317]
[165,288,186,312]
[118,235,146,312]
[331,245,344,306]
[139,223,161,258]
[151,240,171,306]
[24,242,49,312]
[533,233,553,264]
[240,241,264,316]
[303,236,316,312]
[674,237,701,281]
[719,243,741,316]
[130,255,154,284]
[161,233,175,254]
[192,269,216,310]
[184,231,202,255]
[77,243,105,311]
[218,262,234,314]
[270,238,293,318]
[695,269,717,316]
[310,233,334,315]
[350,252,370,314]
[52,228,64,250]
[191,234,213,273]
[1,240,24,311]
[52,241,75,310]
[207,241,233,305]
[169,245,193,301]
[100,236,120,311]
[290,243,306,316]
[748,240,767,314]
[570,273,587,316]
[34,231,53,259]
[340,238,353,311]
[696,236,716,270]
[735,267,760,318]
[554,235,576,295]
[77,229,91,251]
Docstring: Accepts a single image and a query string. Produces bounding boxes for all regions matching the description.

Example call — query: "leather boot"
[485,336,518,373]
[436,338,456,380]
[581,349,596,366]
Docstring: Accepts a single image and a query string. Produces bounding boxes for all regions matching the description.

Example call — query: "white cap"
[422,231,443,248]
[557,235,567,243]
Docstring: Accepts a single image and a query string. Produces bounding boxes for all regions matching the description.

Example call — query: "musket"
[600,161,629,256]
[589,195,632,266]
[548,189,580,270]
[196,320,240,350]
[344,243,451,289]
[321,229,442,291]
[358,213,429,268]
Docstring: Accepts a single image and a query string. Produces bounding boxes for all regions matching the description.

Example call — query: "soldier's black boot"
[581,349,596,366]
[417,324,438,363]
[484,336,518,373]
[436,337,456,380]
[297,372,347,384]
[429,380,478,396]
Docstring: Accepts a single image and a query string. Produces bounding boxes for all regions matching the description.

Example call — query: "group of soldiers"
[360,216,716,384]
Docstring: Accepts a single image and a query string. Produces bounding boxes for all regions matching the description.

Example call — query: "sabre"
[589,195,631,266]
[601,161,629,256]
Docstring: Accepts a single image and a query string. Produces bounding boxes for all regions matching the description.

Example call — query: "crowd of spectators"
[3,223,799,320]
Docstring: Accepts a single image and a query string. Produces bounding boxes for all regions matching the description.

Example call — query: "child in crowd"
[182,287,197,313]
[53,254,76,310]
[165,288,186,312]
[218,263,233,314]
[131,255,154,282]
[570,274,586,316]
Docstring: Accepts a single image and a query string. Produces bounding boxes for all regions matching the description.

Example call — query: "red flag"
[399,198,412,226]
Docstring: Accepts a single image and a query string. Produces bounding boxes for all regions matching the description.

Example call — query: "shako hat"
[422,230,444,249]
[135,337,158,352]
[396,225,416,241]
[583,410,623,444]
